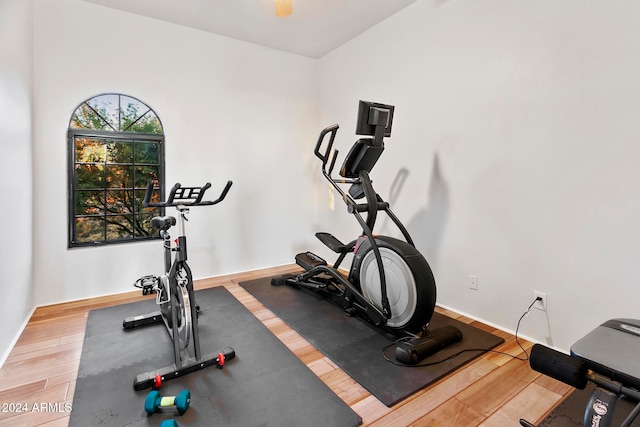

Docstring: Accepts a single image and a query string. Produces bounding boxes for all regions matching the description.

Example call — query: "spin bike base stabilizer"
[273,101,462,365]
[123,180,235,391]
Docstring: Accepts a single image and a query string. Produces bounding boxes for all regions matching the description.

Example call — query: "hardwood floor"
[0,265,573,426]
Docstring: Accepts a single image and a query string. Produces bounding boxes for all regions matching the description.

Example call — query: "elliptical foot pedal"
[344,307,357,317]
[295,252,327,271]
[271,274,295,286]
[315,232,349,253]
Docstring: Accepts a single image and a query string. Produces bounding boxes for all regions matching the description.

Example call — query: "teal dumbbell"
[144,389,190,415]
[160,420,179,427]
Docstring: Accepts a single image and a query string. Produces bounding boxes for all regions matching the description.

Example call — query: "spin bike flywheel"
[158,272,192,350]
[350,235,436,333]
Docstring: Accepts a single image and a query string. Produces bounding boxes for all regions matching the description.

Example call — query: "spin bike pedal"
[295,252,327,271]
[134,275,159,296]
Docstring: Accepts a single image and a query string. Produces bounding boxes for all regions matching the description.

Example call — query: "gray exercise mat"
[239,277,505,407]
[69,286,362,427]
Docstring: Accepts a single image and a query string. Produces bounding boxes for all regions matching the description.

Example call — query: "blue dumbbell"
[144,389,190,415]
[160,420,179,427]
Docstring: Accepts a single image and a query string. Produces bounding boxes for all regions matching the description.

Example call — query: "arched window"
[68,94,165,247]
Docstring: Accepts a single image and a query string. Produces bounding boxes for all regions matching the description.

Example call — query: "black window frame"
[67,95,165,248]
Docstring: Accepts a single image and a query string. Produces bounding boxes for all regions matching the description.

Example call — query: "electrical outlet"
[468,275,478,290]
[533,291,547,311]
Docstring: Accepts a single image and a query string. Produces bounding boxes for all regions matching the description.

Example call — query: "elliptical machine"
[272,101,461,364]
[123,180,235,390]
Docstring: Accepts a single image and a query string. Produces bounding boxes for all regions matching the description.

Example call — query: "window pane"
[121,96,148,130]
[136,213,158,237]
[135,165,159,188]
[75,164,104,189]
[70,104,112,131]
[75,191,105,215]
[134,189,160,213]
[75,217,105,243]
[106,215,134,240]
[121,96,162,134]
[106,189,133,214]
[106,165,133,189]
[121,96,147,115]
[75,138,106,163]
[126,111,163,134]
[135,141,159,164]
[86,94,120,131]
[106,140,133,164]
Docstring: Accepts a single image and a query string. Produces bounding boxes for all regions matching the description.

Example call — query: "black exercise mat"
[538,383,640,426]
[239,277,505,407]
[70,286,361,427]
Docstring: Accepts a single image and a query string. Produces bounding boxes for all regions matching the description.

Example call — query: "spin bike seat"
[570,318,640,390]
[150,216,176,231]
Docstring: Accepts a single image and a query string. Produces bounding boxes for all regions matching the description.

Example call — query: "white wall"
[0,0,35,364]
[17,0,640,359]
[317,0,640,352]
[32,0,319,305]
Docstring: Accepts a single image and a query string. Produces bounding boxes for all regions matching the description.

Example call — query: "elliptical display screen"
[355,100,395,137]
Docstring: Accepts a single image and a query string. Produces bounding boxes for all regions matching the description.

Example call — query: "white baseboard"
[436,303,565,353]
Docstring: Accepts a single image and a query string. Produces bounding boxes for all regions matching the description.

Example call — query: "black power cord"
[513,296,543,360]
[382,296,543,367]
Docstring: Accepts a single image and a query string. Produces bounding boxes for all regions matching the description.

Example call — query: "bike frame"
[123,180,234,390]
[159,206,201,368]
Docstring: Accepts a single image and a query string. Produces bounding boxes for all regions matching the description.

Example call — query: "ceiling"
[82,0,419,59]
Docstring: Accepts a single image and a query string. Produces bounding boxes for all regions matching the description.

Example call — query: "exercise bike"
[520,319,640,427]
[123,180,235,391]
[272,101,461,364]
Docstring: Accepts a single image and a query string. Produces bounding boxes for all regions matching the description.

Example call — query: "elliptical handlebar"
[142,180,233,208]
[314,124,340,174]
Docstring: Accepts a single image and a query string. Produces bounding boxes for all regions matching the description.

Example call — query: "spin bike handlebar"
[142,180,233,208]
